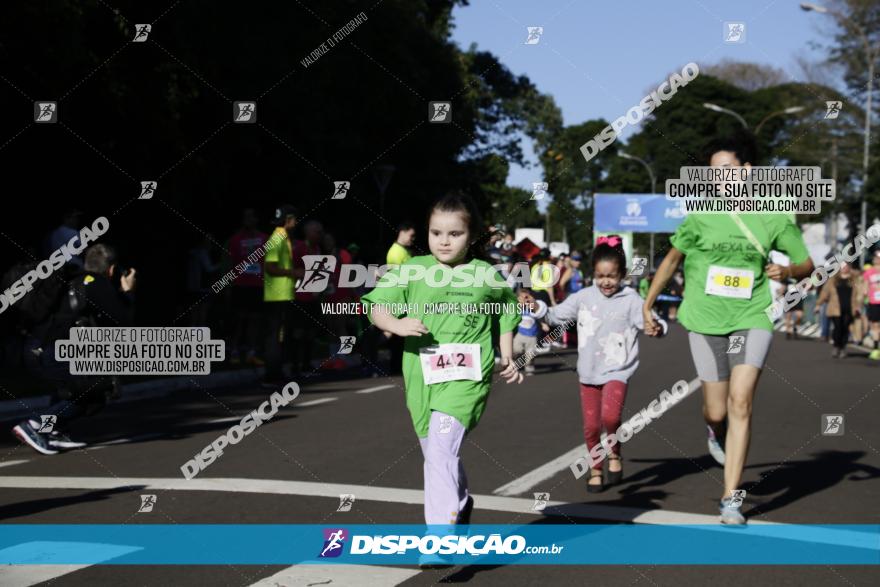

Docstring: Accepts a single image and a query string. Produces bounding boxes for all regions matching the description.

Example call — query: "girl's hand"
[499,357,523,384]
[392,317,429,337]
[642,306,662,337]
[765,263,790,281]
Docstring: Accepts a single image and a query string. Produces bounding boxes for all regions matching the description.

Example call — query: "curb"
[0,367,263,421]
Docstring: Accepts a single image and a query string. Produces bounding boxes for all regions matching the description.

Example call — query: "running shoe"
[707,425,725,466]
[719,497,746,525]
[869,349,880,361]
[47,430,88,449]
[12,420,58,455]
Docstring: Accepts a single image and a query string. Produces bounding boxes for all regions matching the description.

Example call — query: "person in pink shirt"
[863,249,880,360]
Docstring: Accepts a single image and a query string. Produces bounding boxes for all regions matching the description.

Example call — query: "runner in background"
[291,221,323,374]
[783,278,805,340]
[816,262,864,358]
[227,208,267,366]
[643,133,815,525]
[384,222,416,374]
[262,204,300,387]
[863,250,880,360]
[363,193,522,568]
[538,236,667,492]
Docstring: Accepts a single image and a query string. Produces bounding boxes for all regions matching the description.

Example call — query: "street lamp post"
[801,2,877,268]
[619,152,657,270]
[702,103,805,135]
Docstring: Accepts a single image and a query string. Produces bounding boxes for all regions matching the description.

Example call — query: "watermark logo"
[298,255,337,293]
[37,415,57,433]
[532,492,549,511]
[727,335,744,354]
[133,24,151,42]
[138,494,157,512]
[824,101,842,119]
[438,415,454,434]
[234,101,257,123]
[630,257,647,276]
[429,101,451,123]
[332,181,350,200]
[580,63,698,163]
[821,414,844,436]
[319,528,348,558]
[181,382,300,479]
[531,182,548,200]
[337,336,356,355]
[139,181,157,200]
[728,489,747,508]
[724,22,746,43]
[34,101,57,123]
[337,494,355,512]
[525,27,543,45]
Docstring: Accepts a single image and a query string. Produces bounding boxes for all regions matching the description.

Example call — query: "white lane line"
[203,416,244,424]
[87,433,167,450]
[297,398,338,407]
[493,378,702,497]
[0,542,141,587]
[355,384,396,394]
[247,564,419,586]
[0,476,874,550]
[0,459,30,469]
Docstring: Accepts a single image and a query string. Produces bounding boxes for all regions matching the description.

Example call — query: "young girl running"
[363,194,522,543]
[537,236,666,492]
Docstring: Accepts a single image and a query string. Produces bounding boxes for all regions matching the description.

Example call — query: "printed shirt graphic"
[361,255,520,437]
[670,214,809,335]
[229,231,269,287]
[864,266,880,305]
[518,310,539,337]
[263,227,294,302]
[545,285,645,385]
[386,242,412,266]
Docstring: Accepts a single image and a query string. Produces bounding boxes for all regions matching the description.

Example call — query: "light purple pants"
[418,410,470,525]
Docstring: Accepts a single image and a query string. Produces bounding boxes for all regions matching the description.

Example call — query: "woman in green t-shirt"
[643,134,814,525]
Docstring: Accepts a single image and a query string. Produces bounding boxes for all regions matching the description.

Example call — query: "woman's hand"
[499,356,523,384]
[391,317,429,337]
[765,263,790,281]
[643,305,662,337]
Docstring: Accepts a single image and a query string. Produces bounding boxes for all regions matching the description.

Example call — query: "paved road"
[1,324,878,586]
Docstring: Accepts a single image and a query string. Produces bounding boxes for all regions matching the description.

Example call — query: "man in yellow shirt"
[262,204,302,387]
[386,221,415,265]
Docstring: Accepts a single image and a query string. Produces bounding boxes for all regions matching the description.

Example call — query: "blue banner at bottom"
[0,525,877,565]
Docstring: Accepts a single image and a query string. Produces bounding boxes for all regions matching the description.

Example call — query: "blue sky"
[451,0,832,192]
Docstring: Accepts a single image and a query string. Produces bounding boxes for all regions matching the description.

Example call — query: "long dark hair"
[427,193,489,262]
[591,235,627,276]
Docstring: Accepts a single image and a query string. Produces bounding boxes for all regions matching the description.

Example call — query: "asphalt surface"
[1,323,878,586]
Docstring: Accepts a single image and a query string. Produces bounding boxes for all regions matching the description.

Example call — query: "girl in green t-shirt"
[364,194,522,556]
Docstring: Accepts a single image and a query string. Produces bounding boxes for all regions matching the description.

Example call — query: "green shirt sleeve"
[669,215,696,254]
[361,266,408,320]
[771,218,810,264]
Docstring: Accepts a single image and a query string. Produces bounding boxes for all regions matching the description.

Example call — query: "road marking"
[203,416,244,424]
[297,398,338,407]
[493,378,702,497]
[0,541,140,587]
[247,564,420,586]
[0,459,29,469]
[87,433,167,450]
[355,384,396,394]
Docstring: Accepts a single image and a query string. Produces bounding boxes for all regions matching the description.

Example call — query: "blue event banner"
[0,524,877,565]
[594,193,687,234]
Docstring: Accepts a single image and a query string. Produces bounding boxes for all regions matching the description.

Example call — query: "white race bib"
[705,265,754,299]
[419,343,482,385]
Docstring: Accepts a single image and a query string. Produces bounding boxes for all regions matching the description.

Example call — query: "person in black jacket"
[12,244,136,454]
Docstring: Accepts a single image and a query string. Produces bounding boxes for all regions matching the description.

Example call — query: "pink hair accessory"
[597,236,621,247]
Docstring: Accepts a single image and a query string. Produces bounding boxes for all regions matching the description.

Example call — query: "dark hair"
[273,204,297,226]
[397,221,415,232]
[702,131,758,166]
[427,193,487,261]
[591,235,627,275]
[84,244,117,274]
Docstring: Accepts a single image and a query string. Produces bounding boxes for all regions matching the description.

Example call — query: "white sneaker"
[719,497,746,525]
[707,425,725,466]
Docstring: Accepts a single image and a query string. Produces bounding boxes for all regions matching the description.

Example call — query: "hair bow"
[597,236,621,247]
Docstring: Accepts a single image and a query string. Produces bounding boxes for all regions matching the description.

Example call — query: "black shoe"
[12,420,58,455]
[586,470,604,493]
[606,457,623,486]
[47,430,88,449]
[458,496,474,525]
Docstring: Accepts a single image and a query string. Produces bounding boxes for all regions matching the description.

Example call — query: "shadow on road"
[0,486,142,520]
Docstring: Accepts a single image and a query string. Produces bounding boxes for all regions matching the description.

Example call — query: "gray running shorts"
[687,329,773,382]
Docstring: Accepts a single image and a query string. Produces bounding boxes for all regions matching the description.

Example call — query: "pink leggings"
[579,381,628,471]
